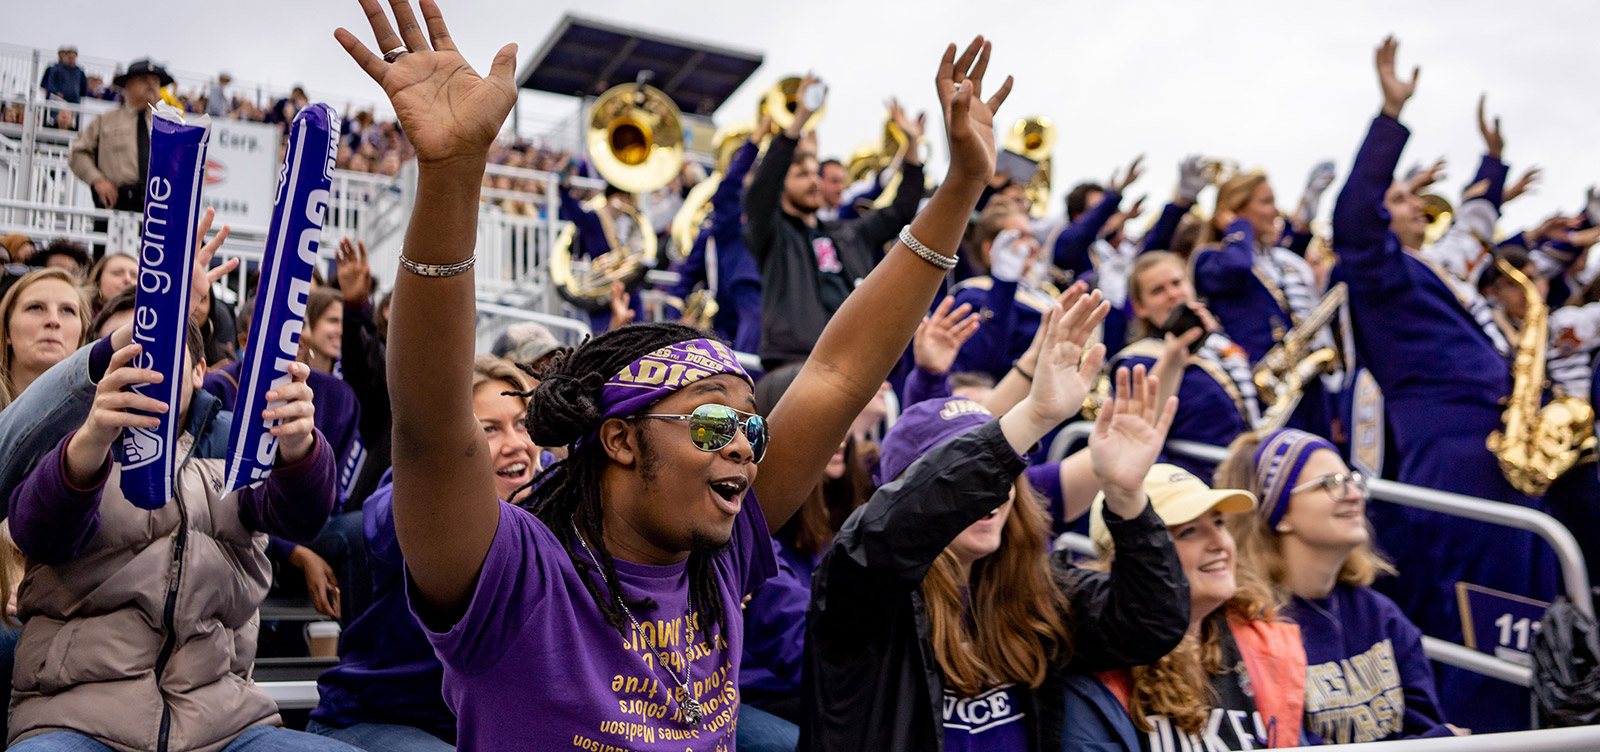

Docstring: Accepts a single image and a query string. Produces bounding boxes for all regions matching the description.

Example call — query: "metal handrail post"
[1165,438,1594,618]
[18,49,40,211]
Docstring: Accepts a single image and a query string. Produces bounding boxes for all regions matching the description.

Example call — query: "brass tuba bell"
[761,76,824,135]
[551,83,684,312]
[1420,194,1454,247]
[1003,117,1055,219]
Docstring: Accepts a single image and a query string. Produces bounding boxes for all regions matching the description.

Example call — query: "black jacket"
[742,134,924,366]
[800,420,1189,752]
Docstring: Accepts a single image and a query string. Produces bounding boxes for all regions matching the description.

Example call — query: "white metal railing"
[1328,726,1600,751]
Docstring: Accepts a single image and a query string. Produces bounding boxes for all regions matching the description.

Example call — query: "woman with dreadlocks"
[335,1,1015,748]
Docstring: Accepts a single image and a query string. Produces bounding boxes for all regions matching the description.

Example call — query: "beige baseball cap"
[1089,464,1257,550]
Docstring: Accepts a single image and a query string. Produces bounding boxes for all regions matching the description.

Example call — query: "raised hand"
[936,36,1014,188]
[1477,94,1504,160]
[1013,289,1108,432]
[337,237,373,304]
[1016,281,1089,378]
[607,280,636,330]
[1089,364,1178,517]
[913,296,981,375]
[1376,36,1419,119]
[888,98,926,146]
[190,207,239,325]
[335,0,518,168]
[1110,154,1145,193]
[786,72,823,139]
[1503,167,1540,203]
[1176,155,1208,204]
[1404,157,1447,194]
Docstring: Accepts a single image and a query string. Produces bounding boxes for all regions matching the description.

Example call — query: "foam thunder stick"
[222,103,340,494]
[115,104,211,509]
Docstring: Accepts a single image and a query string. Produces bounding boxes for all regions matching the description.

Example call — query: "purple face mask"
[595,338,753,426]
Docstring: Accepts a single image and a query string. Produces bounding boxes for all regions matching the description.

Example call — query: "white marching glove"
[1587,186,1600,226]
[1177,155,1209,204]
[1300,160,1337,223]
[989,229,1030,283]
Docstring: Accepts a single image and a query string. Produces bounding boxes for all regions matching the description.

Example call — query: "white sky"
[7,0,1599,230]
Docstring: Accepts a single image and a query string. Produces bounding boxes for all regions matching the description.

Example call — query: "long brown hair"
[1199,173,1268,247]
[790,435,878,559]
[0,268,91,409]
[922,477,1072,696]
[1214,430,1396,591]
[1098,514,1283,735]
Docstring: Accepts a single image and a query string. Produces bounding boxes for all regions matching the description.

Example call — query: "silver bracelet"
[899,226,957,271]
[398,254,475,278]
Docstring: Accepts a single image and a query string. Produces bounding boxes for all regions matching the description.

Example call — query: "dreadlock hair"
[513,321,733,639]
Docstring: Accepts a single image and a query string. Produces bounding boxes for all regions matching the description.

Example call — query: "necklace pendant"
[683,697,704,725]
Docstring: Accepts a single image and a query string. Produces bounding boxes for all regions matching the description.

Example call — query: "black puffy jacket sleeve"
[1052,503,1190,672]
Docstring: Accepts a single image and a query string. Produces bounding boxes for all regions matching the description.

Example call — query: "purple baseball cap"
[875,397,996,486]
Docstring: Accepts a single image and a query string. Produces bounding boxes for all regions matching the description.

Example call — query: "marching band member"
[1115,252,1261,478]
[557,177,647,332]
[667,124,766,353]
[950,201,1059,381]
[1329,36,1557,732]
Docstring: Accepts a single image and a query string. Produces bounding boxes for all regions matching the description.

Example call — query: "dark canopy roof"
[518,15,764,116]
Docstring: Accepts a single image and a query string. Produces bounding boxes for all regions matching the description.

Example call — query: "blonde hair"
[921,477,1072,696]
[1214,430,1396,591]
[1200,173,1269,247]
[472,353,532,395]
[1096,506,1283,735]
[1126,251,1188,337]
[0,268,91,409]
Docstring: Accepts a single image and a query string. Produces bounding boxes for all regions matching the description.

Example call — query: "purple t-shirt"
[411,498,776,751]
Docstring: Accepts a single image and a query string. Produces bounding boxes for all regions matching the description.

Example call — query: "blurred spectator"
[207,71,232,117]
[84,75,114,102]
[30,240,91,277]
[86,253,137,313]
[490,321,564,373]
[40,46,87,130]
[0,235,34,265]
[69,58,171,212]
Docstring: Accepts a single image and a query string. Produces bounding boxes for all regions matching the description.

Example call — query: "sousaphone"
[551,82,684,311]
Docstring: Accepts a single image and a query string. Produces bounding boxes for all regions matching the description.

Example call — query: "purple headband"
[1252,429,1339,529]
[597,338,753,423]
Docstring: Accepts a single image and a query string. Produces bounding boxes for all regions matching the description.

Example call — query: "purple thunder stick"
[223,103,340,494]
[115,104,210,510]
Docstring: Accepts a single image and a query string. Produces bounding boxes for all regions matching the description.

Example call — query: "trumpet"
[1003,117,1055,219]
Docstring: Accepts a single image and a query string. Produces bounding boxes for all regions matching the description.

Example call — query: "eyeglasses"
[1291,471,1368,502]
[636,403,768,463]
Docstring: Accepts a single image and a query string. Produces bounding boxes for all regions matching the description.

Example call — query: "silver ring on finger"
[382,45,410,64]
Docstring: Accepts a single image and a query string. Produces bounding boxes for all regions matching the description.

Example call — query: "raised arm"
[1332,36,1416,270]
[757,38,1014,530]
[335,0,519,617]
[743,90,810,264]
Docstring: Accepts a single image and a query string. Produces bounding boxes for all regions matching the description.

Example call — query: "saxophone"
[1254,283,1347,430]
[1486,260,1597,496]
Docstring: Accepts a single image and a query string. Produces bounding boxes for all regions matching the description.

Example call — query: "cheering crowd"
[0,0,1597,750]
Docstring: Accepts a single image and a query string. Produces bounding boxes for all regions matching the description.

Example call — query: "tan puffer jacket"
[8,393,335,752]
